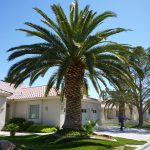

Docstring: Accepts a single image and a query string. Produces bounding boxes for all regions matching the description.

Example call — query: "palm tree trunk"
[62,63,84,130]
[119,102,125,117]
[138,107,143,127]
[138,78,143,127]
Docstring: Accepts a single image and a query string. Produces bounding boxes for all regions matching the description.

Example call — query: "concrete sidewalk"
[96,126,150,142]
[0,131,51,136]
[136,142,150,150]
[95,126,150,149]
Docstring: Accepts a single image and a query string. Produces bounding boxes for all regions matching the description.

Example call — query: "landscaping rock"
[0,140,19,150]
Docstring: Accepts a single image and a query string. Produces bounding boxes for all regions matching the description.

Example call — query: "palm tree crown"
[7,0,142,129]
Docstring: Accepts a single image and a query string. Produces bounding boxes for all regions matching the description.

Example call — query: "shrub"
[26,125,57,133]
[6,123,19,132]
[7,117,26,131]
[40,127,57,133]
[26,125,39,132]
[82,119,99,135]
[7,117,26,125]
[56,129,86,136]
[22,121,34,131]
[6,118,34,131]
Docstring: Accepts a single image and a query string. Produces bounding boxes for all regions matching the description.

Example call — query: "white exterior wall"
[9,98,101,128]
[10,100,42,123]
[59,99,101,127]
[0,96,7,130]
[9,98,61,127]
[42,98,61,127]
[81,100,101,124]
[13,101,28,120]
[8,101,16,119]
[59,102,65,127]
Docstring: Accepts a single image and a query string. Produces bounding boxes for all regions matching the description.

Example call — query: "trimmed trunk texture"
[62,63,84,130]
[119,102,125,117]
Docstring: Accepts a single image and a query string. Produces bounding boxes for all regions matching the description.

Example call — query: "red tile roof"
[0,89,11,95]
[0,81,98,101]
[8,86,58,100]
[0,81,16,94]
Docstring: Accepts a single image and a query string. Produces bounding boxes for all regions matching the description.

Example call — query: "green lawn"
[0,135,146,150]
[125,146,136,150]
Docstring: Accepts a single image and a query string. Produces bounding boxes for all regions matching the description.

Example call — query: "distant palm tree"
[129,46,150,127]
[104,89,135,119]
[7,0,142,130]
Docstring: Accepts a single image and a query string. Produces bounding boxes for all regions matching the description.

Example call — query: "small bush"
[56,129,86,136]
[6,118,34,131]
[26,125,39,132]
[7,117,26,131]
[22,121,34,131]
[82,119,99,135]
[6,123,19,132]
[40,127,57,133]
[7,117,26,125]
[26,125,57,133]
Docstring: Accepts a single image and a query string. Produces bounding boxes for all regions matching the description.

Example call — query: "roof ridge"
[0,89,12,94]
[21,85,56,89]
[22,85,54,89]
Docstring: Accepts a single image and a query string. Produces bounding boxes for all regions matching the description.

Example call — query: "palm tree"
[7,0,142,130]
[104,89,135,119]
[129,46,150,127]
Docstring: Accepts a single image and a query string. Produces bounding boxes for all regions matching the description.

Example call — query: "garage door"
[91,108,98,121]
[82,109,88,124]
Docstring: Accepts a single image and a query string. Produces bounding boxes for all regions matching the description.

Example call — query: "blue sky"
[0,0,150,98]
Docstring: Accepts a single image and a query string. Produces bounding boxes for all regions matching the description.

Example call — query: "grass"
[103,123,119,126]
[0,134,146,150]
[125,146,136,150]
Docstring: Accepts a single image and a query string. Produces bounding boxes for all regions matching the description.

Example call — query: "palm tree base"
[62,122,82,131]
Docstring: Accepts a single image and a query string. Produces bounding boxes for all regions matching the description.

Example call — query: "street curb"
[136,142,150,150]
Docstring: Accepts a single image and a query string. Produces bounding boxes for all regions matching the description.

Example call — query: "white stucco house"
[0,81,101,130]
[0,81,149,130]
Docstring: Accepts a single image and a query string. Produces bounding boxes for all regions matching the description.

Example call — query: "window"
[29,105,39,119]
[82,109,87,113]
[93,110,97,113]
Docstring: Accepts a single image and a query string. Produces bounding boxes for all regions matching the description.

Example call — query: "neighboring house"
[0,81,101,130]
[100,101,140,124]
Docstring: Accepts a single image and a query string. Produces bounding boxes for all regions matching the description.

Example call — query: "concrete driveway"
[95,126,150,142]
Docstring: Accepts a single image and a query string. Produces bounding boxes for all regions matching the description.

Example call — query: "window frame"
[28,104,40,120]
[81,109,87,113]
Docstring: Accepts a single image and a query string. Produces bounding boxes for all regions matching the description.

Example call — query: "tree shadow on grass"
[0,135,115,150]
[51,137,113,150]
